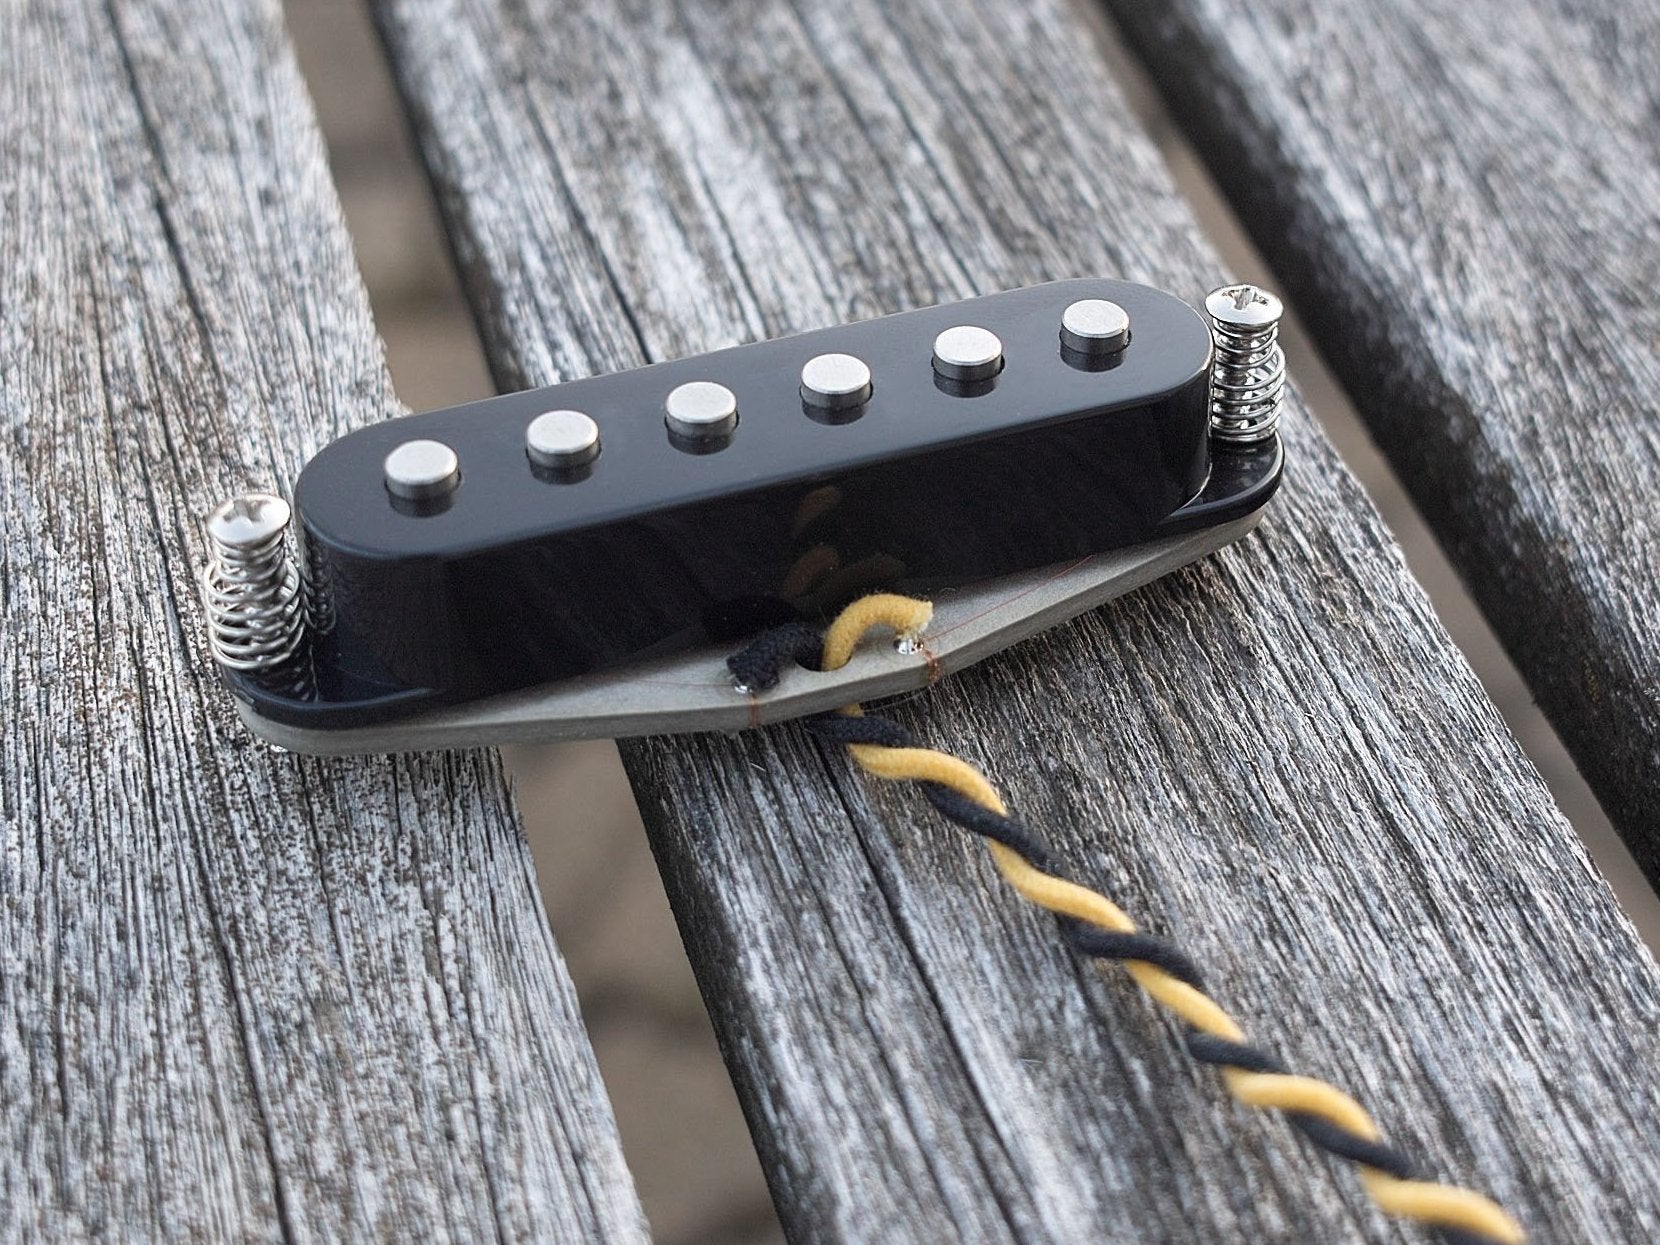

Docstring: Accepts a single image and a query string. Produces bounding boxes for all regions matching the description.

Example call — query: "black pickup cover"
[229,279,1278,728]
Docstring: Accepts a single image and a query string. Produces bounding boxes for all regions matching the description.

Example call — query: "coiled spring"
[200,493,305,674]
[1205,284,1285,445]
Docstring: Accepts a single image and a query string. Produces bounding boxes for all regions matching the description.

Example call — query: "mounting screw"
[1204,283,1285,445]
[199,492,305,674]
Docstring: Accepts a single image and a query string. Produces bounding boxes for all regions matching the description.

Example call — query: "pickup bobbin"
[201,278,1285,753]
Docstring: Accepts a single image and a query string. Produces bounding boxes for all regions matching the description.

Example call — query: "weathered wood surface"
[373,0,1660,1239]
[1105,0,1660,882]
[0,2,646,1239]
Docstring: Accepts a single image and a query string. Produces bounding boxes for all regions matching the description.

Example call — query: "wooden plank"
[1102,0,1660,881]
[0,2,646,1239]
[371,0,1660,1239]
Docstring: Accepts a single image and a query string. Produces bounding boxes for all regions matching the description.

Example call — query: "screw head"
[207,492,290,549]
[1205,284,1283,328]
[384,439,461,500]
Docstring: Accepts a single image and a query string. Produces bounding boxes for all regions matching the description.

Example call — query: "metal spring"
[1206,284,1285,445]
[302,528,335,637]
[199,493,305,674]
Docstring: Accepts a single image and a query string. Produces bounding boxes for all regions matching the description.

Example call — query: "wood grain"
[373,0,1660,1239]
[1104,0,1660,881]
[0,2,645,1239]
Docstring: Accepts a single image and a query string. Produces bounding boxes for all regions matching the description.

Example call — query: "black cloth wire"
[726,623,823,692]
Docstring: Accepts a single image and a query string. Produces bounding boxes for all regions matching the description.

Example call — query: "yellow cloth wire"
[816,593,1524,1245]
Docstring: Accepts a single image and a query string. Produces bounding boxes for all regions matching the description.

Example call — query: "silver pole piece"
[1060,298,1130,356]
[800,352,874,411]
[931,325,1004,382]
[526,410,602,469]
[384,439,461,500]
[665,381,739,441]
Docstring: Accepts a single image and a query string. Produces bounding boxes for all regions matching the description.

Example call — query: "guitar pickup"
[201,279,1284,753]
